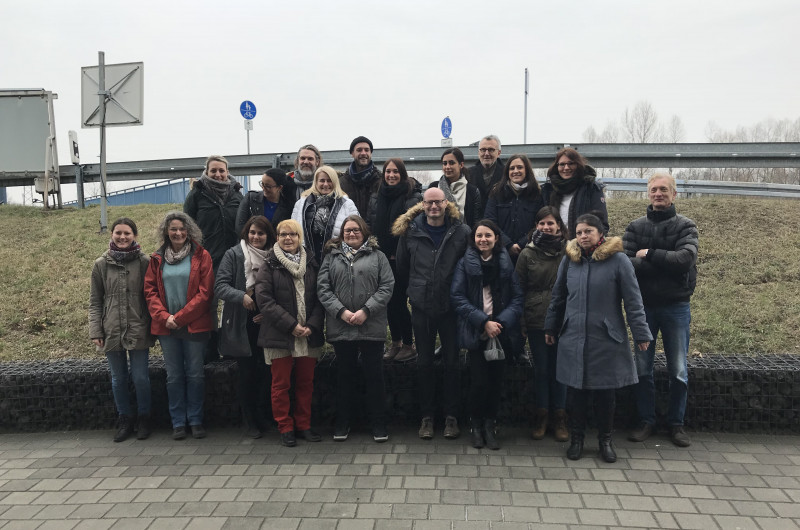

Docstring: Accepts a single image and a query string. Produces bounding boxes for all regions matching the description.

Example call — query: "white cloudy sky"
[3,0,799,200]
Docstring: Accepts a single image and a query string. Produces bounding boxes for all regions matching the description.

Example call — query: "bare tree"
[622,100,661,143]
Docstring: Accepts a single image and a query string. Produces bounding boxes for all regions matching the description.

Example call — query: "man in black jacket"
[623,172,698,448]
[467,134,504,214]
[340,136,381,223]
[394,188,471,441]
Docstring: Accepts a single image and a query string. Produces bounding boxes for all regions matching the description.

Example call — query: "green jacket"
[515,240,565,330]
[89,251,154,353]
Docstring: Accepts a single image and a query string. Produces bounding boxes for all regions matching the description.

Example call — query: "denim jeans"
[528,329,567,411]
[633,302,691,426]
[106,349,151,417]
[159,335,206,428]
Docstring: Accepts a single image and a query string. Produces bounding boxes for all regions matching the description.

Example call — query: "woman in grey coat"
[317,215,395,443]
[545,212,652,463]
[215,215,276,438]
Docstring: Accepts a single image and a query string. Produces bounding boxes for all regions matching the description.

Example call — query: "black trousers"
[569,387,616,435]
[386,260,413,345]
[236,314,271,427]
[412,309,460,418]
[332,340,386,429]
[468,344,505,420]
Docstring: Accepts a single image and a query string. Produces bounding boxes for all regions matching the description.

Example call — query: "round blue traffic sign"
[441,116,452,139]
[240,101,257,119]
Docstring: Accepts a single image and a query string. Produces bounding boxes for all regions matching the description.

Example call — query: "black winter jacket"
[540,168,607,237]
[235,190,295,235]
[623,204,698,306]
[392,202,471,316]
[184,177,243,269]
[468,160,504,214]
[484,186,545,252]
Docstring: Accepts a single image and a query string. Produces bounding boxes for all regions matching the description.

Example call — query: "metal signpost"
[441,116,453,147]
[240,100,256,155]
[81,52,144,232]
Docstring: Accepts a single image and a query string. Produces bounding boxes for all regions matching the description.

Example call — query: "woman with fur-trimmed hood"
[545,212,652,464]
[318,215,395,443]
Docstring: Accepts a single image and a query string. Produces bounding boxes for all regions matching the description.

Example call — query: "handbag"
[483,336,505,362]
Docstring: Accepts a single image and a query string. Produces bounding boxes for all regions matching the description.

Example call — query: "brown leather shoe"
[383,344,402,361]
[394,344,417,362]
[531,408,548,440]
[552,409,569,442]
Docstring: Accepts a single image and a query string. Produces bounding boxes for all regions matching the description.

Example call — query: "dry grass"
[0,197,798,361]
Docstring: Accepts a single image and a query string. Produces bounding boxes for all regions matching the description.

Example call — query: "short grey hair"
[648,171,677,195]
[481,134,501,150]
[157,211,203,248]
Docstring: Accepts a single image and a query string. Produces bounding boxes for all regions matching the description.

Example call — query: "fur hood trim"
[391,201,461,236]
[565,236,623,262]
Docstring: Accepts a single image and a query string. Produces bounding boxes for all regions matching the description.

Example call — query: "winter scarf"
[108,241,141,263]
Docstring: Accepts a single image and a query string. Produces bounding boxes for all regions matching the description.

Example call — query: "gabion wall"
[1,353,797,434]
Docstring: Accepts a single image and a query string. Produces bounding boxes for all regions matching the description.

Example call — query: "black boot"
[113,415,133,443]
[598,433,617,463]
[242,411,262,439]
[566,432,584,460]
[483,419,499,450]
[470,418,484,449]
[136,415,151,440]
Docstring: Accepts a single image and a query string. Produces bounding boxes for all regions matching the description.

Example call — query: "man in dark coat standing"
[467,134,504,214]
[393,188,471,441]
[624,172,698,448]
[340,136,381,224]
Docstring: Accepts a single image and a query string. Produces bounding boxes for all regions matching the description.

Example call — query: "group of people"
[89,135,698,463]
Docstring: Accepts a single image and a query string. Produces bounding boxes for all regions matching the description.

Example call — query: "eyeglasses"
[343,228,361,234]
[557,162,577,168]
[423,199,446,207]
[479,148,497,154]
[261,182,280,190]
[278,232,298,238]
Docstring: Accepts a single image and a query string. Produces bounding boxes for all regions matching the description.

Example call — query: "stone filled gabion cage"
[0,353,798,434]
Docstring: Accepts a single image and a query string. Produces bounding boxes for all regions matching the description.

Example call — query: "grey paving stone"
[754,516,800,529]
[654,495,698,513]
[98,489,140,503]
[356,503,392,519]
[538,507,579,524]
[672,513,719,530]
[614,509,658,528]
[391,504,429,520]
[580,493,619,510]
[219,517,264,530]
[335,489,373,503]
[140,502,184,517]
[372,489,407,504]
[576,508,617,526]
[32,503,78,519]
[247,501,288,517]
[71,519,117,530]
[104,502,147,518]
[429,504,466,520]
[692,498,737,515]
[66,504,112,519]
[711,515,760,530]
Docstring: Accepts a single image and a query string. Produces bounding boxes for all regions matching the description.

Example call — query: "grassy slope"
[0,198,798,361]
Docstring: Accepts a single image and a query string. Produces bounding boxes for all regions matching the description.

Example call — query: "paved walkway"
[1,427,799,529]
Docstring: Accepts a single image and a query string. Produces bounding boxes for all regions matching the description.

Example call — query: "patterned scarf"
[531,230,563,253]
[108,241,141,262]
[164,241,192,265]
[200,174,234,203]
[582,236,606,258]
[241,240,268,290]
[273,243,309,357]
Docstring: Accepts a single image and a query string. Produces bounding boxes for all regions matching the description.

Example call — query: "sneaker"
[172,426,187,440]
[443,416,460,439]
[418,417,434,440]
[190,424,207,439]
[333,425,350,442]
[372,426,389,443]
[394,344,417,362]
[628,422,654,442]
[383,344,402,361]
[113,415,133,443]
[297,429,321,442]
[670,426,692,447]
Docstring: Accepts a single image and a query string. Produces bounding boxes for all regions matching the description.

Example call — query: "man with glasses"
[624,172,698,448]
[235,168,294,234]
[340,136,381,224]
[468,134,504,214]
[289,144,323,201]
[394,188,471,440]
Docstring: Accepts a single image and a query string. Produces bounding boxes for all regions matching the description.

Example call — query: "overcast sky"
[3,0,800,201]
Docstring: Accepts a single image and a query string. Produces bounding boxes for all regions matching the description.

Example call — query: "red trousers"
[270,356,316,433]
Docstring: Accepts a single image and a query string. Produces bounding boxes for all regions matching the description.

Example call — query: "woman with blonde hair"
[255,219,325,447]
[291,165,359,261]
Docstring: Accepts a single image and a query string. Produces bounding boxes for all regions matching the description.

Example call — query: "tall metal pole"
[247,129,251,155]
[98,51,108,232]
[524,68,529,144]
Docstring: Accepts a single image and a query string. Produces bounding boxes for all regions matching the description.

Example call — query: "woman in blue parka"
[544,212,652,464]
[451,219,523,450]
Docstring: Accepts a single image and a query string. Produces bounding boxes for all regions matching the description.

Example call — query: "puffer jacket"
[144,242,214,336]
[450,246,523,349]
[515,238,566,330]
[484,185,545,252]
[291,193,359,261]
[317,237,395,342]
[184,176,243,269]
[254,248,325,351]
[393,202,471,316]
[540,166,607,237]
[235,189,295,235]
[544,237,652,390]
[429,176,483,229]
[89,251,154,353]
[623,204,698,306]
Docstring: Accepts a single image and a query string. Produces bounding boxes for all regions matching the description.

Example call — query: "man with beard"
[340,136,381,224]
[467,134,504,214]
[289,144,323,201]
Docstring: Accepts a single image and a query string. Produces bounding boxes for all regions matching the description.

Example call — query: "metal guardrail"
[3,142,800,187]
